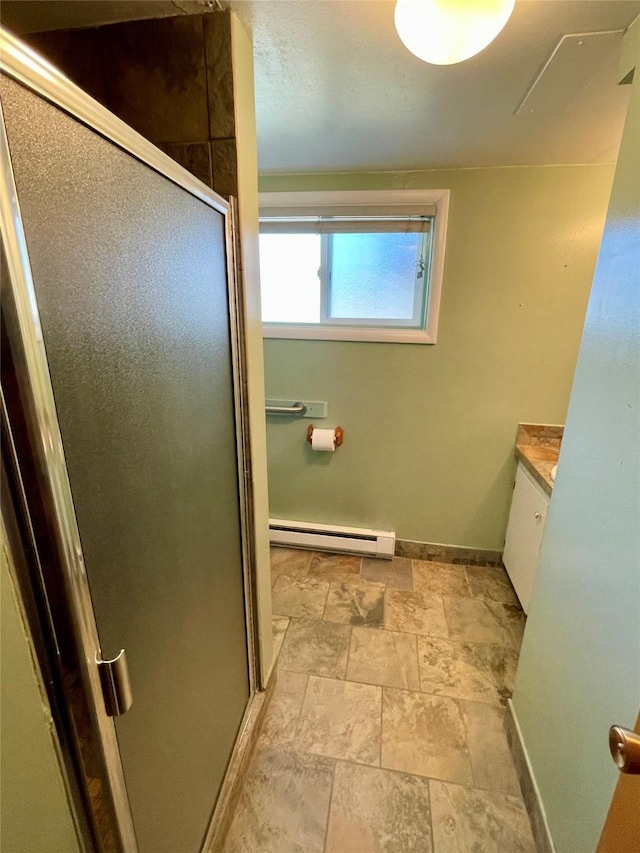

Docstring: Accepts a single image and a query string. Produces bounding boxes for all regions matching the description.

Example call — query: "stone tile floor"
[224,549,537,853]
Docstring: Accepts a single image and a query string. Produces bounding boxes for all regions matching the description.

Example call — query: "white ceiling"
[3,0,638,173]
[232,0,640,174]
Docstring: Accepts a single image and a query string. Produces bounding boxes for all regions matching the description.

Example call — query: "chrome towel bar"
[265,402,307,416]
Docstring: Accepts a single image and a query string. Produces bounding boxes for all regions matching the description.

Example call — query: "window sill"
[262,324,436,344]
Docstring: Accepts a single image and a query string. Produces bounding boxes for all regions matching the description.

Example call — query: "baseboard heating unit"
[269,518,395,559]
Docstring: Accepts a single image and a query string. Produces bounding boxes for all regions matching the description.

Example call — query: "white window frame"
[259,189,449,344]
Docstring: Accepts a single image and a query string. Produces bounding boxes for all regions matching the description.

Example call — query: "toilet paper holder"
[306,424,344,447]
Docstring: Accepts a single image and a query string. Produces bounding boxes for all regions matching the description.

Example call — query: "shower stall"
[1,29,259,853]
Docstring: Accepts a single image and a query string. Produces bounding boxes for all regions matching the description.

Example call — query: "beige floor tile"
[272,616,290,661]
[278,618,351,678]
[227,540,531,852]
[429,780,536,853]
[412,561,470,597]
[223,747,334,853]
[295,676,382,766]
[444,596,517,648]
[381,689,472,784]
[270,546,313,578]
[482,644,519,706]
[461,701,521,797]
[348,627,419,690]
[465,564,520,605]
[362,556,413,590]
[272,575,329,619]
[259,670,308,748]
[502,602,527,648]
[417,636,502,705]
[308,551,362,581]
[385,589,449,637]
[323,579,385,628]
[325,762,433,853]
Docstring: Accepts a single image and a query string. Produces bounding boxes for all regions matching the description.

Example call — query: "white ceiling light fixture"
[394,0,516,65]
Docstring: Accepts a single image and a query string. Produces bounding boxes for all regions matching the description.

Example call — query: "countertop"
[514,423,563,498]
[515,444,558,497]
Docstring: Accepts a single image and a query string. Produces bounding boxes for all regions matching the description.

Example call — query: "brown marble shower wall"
[25,10,238,196]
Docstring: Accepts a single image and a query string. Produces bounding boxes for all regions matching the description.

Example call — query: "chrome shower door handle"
[609,725,640,774]
[97,648,133,717]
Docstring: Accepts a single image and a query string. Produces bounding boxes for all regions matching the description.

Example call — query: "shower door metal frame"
[0,27,259,853]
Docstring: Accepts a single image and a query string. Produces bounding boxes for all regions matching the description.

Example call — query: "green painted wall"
[260,164,614,548]
[0,526,81,853]
[512,24,640,853]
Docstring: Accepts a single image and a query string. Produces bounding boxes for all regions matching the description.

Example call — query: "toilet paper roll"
[311,428,336,452]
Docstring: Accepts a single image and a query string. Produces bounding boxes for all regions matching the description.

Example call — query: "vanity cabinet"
[503,462,550,614]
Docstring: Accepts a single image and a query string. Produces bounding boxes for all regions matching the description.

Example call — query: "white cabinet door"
[503,463,550,614]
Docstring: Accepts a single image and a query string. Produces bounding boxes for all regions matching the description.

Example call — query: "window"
[259,190,449,343]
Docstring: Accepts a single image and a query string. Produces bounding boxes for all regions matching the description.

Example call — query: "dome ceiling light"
[394,0,516,65]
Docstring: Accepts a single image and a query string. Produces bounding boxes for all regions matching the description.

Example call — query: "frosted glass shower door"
[1,75,250,853]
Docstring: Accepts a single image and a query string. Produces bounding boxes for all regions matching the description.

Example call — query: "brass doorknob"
[609,725,640,774]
